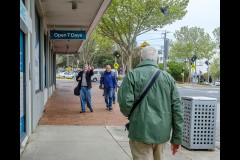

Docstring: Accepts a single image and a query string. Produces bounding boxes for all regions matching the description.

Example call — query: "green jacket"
[118,60,183,144]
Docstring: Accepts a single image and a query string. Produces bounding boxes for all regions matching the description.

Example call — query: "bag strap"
[127,69,161,119]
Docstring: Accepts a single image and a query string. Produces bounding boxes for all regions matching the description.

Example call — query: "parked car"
[214,80,220,86]
[57,72,67,76]
[57,72,75,79]
[64,72,75,79]
[91,68,118,82]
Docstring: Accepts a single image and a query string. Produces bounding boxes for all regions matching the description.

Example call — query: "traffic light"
[191,55,197,63]
[113,51,120,58]
[160,6,169,16]
[205,60,210,65]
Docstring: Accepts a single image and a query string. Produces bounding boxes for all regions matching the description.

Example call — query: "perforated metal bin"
[181,96,217,150]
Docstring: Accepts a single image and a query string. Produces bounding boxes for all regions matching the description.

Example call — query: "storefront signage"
[50,30,86,40]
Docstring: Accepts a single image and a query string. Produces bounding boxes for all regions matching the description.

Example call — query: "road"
[177,85,220,103]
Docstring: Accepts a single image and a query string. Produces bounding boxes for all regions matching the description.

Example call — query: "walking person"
[112,71,118,104]
[100,65,117,110]
[118,46,184,160]
[76,64,94,113]
[101,71,118,104]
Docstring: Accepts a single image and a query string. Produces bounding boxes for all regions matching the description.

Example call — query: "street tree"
[76,31,115,68]
[78,33,97,66]
[90,32,116,68]
[96,0,189,71]
[159,61,189,82]
[210,57,220,80]
[56,54,67,67]
[169,26,216,82]
[213,27,220,46]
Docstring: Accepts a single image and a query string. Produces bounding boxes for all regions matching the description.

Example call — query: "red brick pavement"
[39,80,128,126]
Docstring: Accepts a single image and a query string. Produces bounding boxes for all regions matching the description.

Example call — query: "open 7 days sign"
[50,30,86,40]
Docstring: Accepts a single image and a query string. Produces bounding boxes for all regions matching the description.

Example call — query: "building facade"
[20,0,112,149]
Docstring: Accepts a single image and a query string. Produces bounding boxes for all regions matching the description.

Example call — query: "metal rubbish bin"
[181,96,217,150]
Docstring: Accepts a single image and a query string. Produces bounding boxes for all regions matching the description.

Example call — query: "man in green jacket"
[118,46,183,160]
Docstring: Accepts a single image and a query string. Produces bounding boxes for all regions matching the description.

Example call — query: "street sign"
[140,41,150,49]
[114,63,119,69]
[50,30,86,40]
[191,64,196,70]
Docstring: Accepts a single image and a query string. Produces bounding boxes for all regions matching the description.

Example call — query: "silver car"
[214,80,220,86]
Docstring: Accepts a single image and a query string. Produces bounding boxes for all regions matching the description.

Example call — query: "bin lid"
[181,96,217,101]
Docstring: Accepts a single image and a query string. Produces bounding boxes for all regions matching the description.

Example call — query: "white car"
[91,69,118,82]
[63,72,75,79]
[214,80,220,86]
[57,72,75,79]
[57,72,66,76]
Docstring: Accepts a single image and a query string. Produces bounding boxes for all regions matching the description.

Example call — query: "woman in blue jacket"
[100,65,117,110]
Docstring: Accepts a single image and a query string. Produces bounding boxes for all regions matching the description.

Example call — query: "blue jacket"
[100,71,117,89]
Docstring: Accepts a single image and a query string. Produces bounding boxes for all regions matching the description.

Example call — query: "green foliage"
[213,27,220,45]
[170,26,216,60]
[202,72,208,81]
[169,26,216,82]
[56,54,67,67]
[158,61,189,81]
[96,0,189,71]
[75,31,116,68]
[210,57,220,80]
[56,76,70,79]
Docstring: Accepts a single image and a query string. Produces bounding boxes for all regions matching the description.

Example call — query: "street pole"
[207,63,209,83]
[195,60,197,84]
[67,54,69,67]
[163,30,169,71]
[114,44,117,75]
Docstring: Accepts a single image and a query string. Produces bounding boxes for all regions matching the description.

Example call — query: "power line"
[137,38,164,42]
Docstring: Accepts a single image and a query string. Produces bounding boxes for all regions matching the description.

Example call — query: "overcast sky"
[136,0,220,50]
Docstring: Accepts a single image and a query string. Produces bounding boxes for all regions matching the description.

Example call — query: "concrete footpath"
[20,125,220,160]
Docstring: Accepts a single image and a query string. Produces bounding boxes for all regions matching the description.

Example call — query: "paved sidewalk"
[107,126,220,160]
[39,80,128,125]
[20,125,220,160]
[21,80,220,160]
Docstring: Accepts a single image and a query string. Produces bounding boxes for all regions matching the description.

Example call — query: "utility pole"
[163,30,169,71]
[194,60,197,84]
[207,63,209,83]
[114,44,118,75]
[205,60,210,83]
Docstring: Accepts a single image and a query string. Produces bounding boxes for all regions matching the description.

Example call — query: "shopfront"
[20,30,26,142]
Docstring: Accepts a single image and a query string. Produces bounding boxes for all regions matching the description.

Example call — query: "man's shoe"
[113,101,115,104]
[90,108,93,112]
[80,111,86,113]
[109,108,113,110]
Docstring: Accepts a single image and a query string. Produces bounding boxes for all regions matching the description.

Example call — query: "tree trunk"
[126,54,132,72]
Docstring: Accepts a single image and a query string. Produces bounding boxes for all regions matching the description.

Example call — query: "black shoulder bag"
[125,69,161,131]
